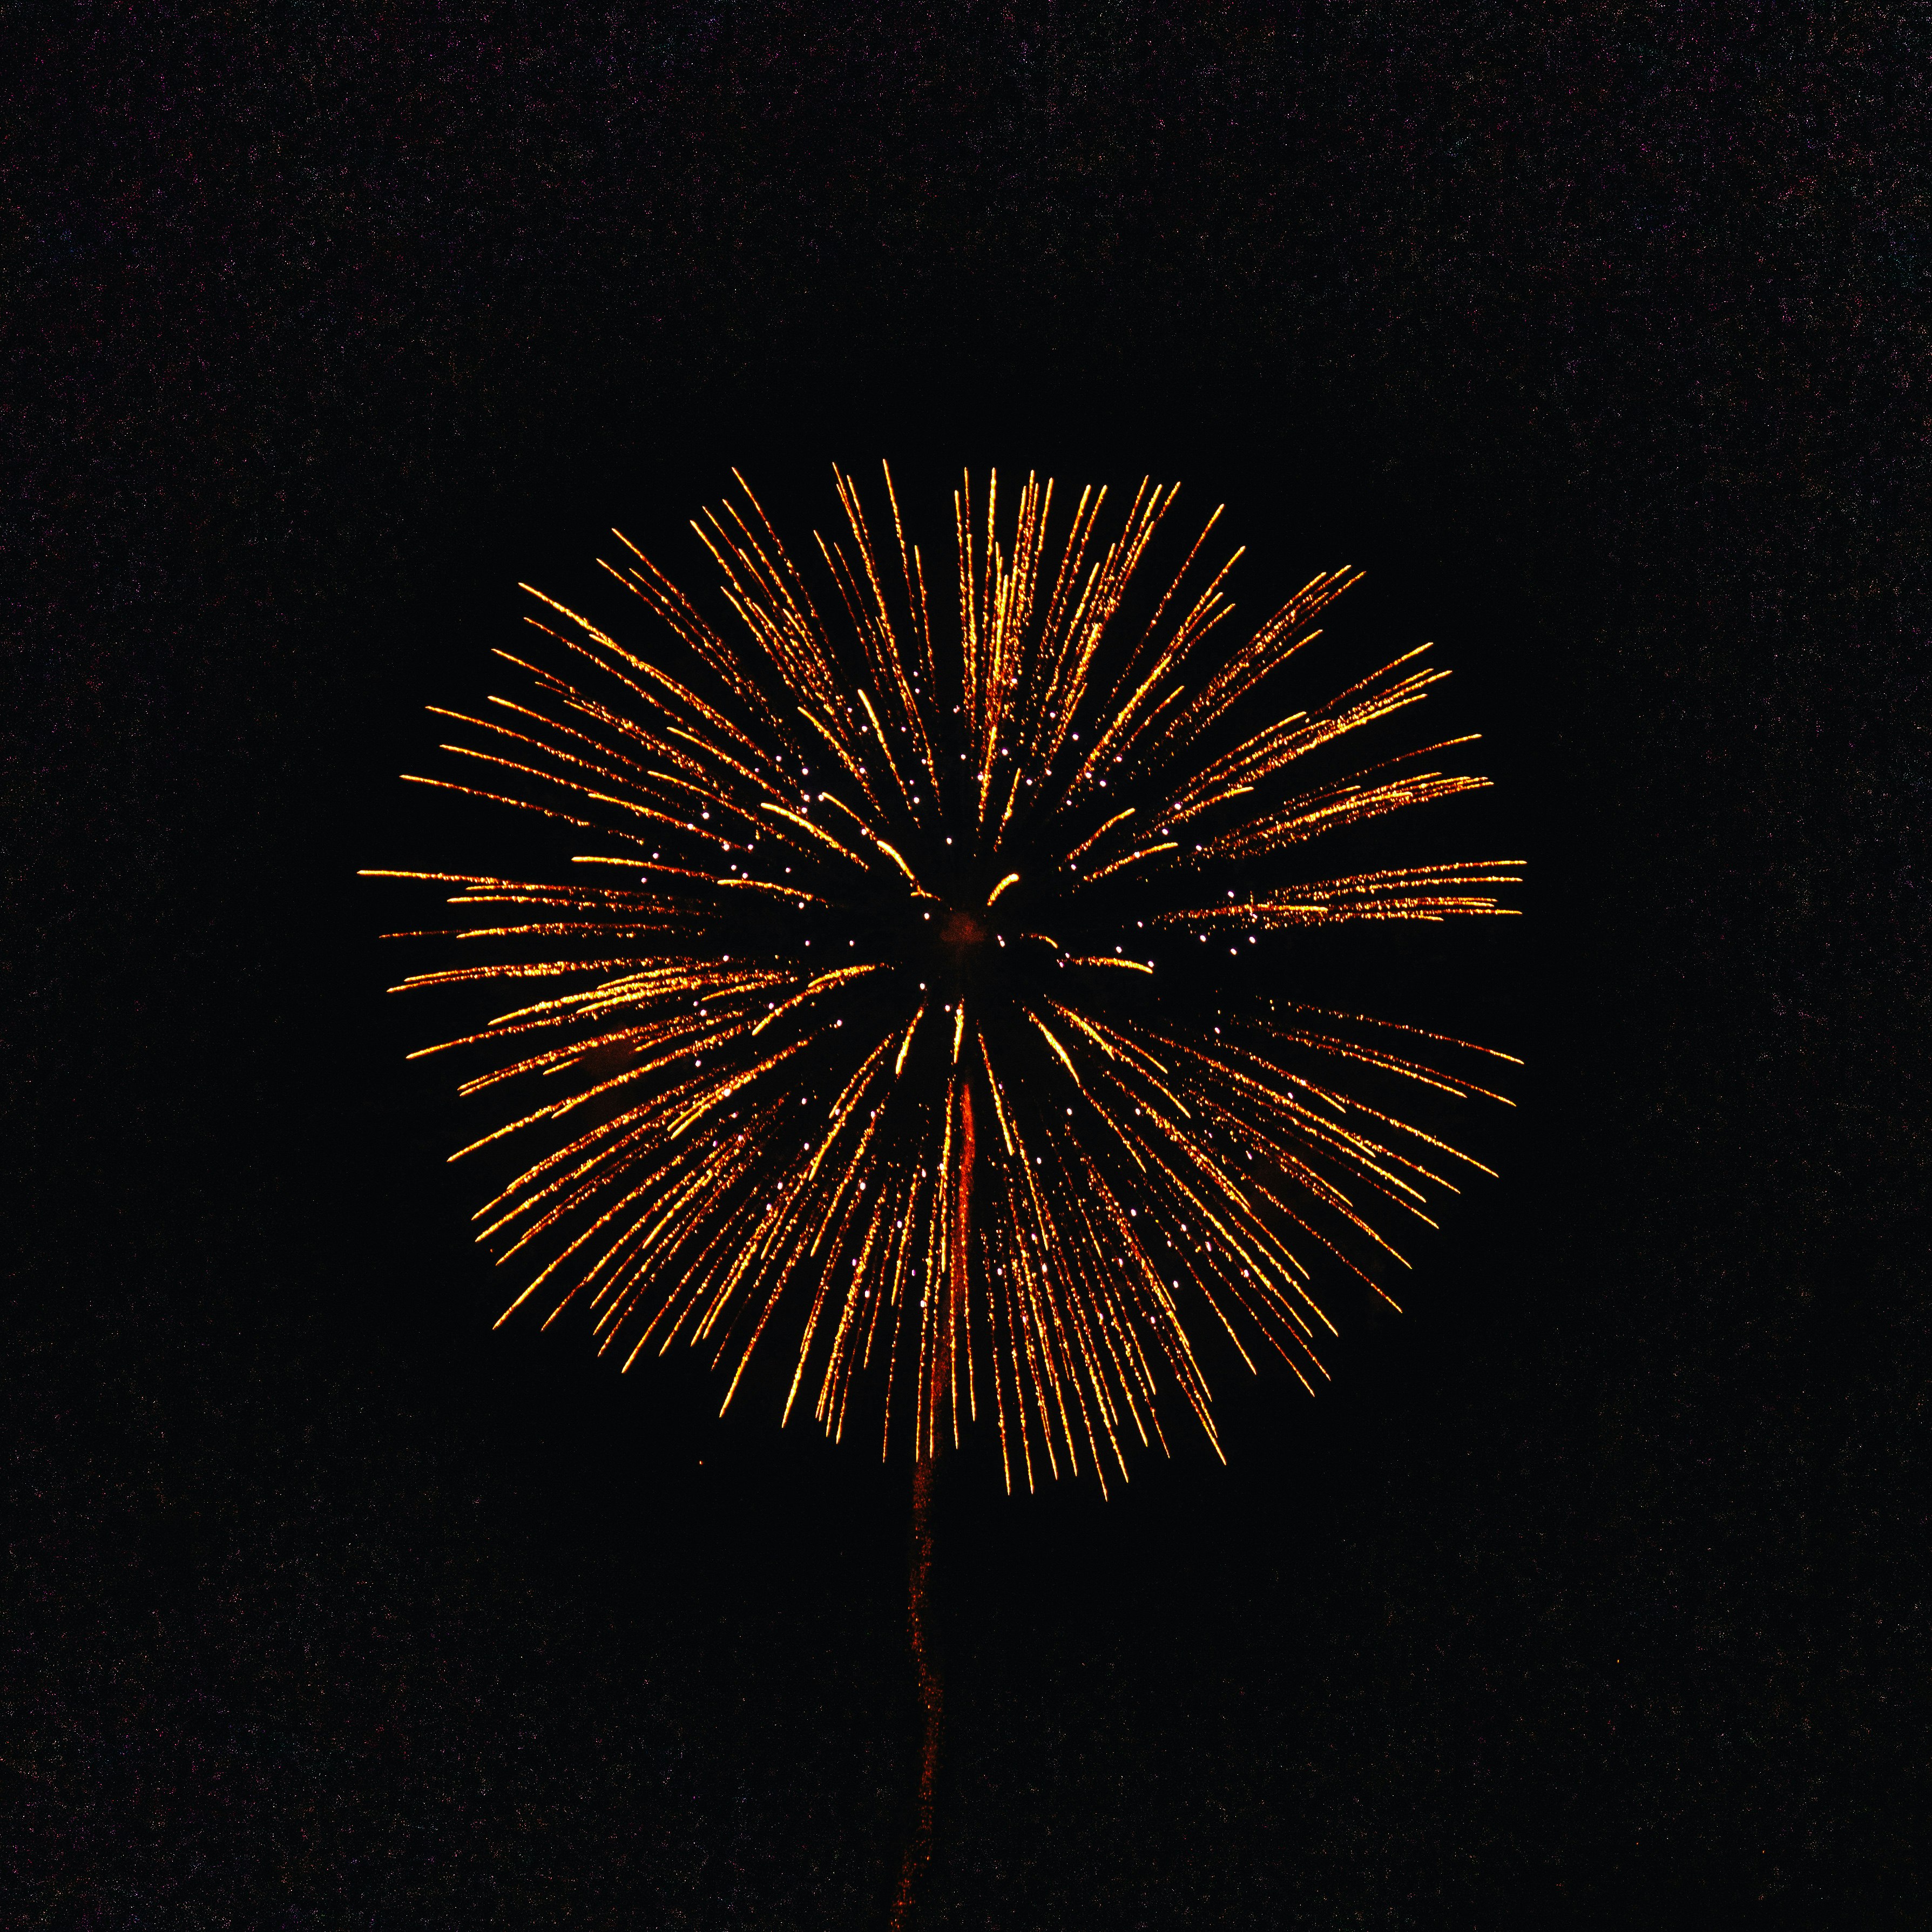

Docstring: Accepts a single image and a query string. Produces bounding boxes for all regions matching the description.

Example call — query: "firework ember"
[367,467,1521,1492]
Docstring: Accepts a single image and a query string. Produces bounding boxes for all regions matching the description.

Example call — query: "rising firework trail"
[368,464,1521,1494]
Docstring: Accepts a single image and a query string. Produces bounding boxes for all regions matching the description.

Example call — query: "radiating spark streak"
[1253,1025,1518,1106]
[873,840,926,891]
[817,788,887,843]
[712,878,839,910]
[1268,1003,1526,1066]
[751,961,882,1036]
[979,1036,1017,1157]
[1074,842,1178,889]
[427,704,661,796]
[756,800,869,868]
[798,706,888,816]
[896,1004,926,1077]
[1065,808,1136,865]
[398,771,608,834]
[1201,773,1493,860]
[395,958,648,994]
[855,685,917,818]
[986,873,1022,907]
[1163,862,1525,930]
[1050,1004,1117,1060]
[669,1037,814,1136]
[1029,1014,1084,1088]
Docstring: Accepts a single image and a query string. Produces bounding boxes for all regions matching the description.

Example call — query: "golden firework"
[367,467,1521,1493]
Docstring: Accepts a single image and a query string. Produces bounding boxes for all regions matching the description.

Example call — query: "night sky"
[11,5,1928,1926]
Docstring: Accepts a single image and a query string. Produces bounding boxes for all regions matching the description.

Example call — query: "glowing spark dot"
[368,465,1523,1494]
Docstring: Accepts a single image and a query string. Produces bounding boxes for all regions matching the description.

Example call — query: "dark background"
[8,4,1927,1926]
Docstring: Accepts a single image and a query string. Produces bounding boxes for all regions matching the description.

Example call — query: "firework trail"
[368,466,1521,1494]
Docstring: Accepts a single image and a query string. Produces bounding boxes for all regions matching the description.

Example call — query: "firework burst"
[368,466,1521,1493]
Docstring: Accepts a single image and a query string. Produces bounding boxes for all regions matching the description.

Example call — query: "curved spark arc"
[370,464,1521,1491]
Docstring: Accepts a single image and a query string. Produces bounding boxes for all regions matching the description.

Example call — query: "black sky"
[10,4,1927,1926]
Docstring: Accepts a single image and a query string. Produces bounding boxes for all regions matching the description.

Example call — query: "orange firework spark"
[367,467,1522,1494]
